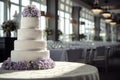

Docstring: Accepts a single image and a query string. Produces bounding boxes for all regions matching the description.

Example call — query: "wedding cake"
[2,5,55,70]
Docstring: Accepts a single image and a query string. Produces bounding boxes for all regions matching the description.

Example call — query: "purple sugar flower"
[22,5,40,17]
[22,9,30,17]
[28,61,39,70]
[31,9,37,16]
[12,63,18,70]
[1,58,11,70]
[2,58,55,70]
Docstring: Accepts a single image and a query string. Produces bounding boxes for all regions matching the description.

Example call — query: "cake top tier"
[22,5,40,17]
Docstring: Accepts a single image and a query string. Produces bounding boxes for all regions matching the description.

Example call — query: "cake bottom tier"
[1,58,55,70]
[11,50,50,62]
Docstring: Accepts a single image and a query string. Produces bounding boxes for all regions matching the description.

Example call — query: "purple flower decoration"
[35,58,55,69]
[1,57,55,70]
[22,5,40,17]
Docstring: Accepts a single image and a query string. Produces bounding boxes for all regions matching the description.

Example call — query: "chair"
[91,46,110,66]
[84,48,92,64]
[67,48,91,63]
[90,46,111,80]
[67,48,83,62]
[77,48,92,64]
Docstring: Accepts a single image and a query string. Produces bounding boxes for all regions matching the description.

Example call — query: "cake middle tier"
[14,40,46,50]
[18,29,42,40]
[11,50,50,62]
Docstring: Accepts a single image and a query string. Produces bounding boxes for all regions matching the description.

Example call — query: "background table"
[0,62,99,80]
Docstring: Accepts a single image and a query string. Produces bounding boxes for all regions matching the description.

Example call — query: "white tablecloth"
[0,62,99,80]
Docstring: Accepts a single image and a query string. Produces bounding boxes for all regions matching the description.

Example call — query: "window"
[41,4,46,11]
[9,0,20,20]
[111,26,116,41]
[10,4,19,20]
[10,0,19,4]
[32,1,40,9]
[0,1,4,26]
[100,19,106,41]
[0,1,4,37]
[22,0,30,6]
[80,7,94,41]
[9,0,20,37]
[58,0,72,41]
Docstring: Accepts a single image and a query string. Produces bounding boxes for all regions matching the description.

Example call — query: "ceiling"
[72,0,120,24]
[72,0,120,12]
[81,0,120,11]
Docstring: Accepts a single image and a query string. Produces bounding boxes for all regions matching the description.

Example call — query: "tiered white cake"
[2,5,54,70]
[11,17,50,62]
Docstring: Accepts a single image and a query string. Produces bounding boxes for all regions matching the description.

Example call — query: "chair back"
[67,48,83,62]
[95,46,106,57]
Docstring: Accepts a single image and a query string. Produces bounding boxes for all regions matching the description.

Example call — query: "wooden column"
[115,27,118,41]
[4,0,9,20]
[47,0,58,41]
[94,16,100,38]
[106,24,111,41]
[94,16,100,41]
[72,6,81,40]
[112,26,117,41]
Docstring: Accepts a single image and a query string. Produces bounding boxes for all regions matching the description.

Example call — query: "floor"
[99,66,120,80]
[97,51,120,80]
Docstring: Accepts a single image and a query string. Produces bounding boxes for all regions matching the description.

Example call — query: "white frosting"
[14,40,46,50]
[11,50,50,62]
[21,17,39,29]
[18,29,42,40]
[11,16,52,63]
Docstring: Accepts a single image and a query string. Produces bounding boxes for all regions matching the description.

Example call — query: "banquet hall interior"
[0,0,120,80]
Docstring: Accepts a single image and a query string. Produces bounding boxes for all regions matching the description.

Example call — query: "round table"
[0,62,99,80]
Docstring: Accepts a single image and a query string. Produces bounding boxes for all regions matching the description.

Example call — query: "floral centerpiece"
[2,20,18,32]
[69,33,76,40]
[58,29,63,40]
[79,34,86,40]
[44,28,53,36]
[58,29,63,36]
[93,36,103,41]
[1,20,18,37]
[22,5,40,17]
